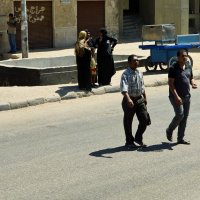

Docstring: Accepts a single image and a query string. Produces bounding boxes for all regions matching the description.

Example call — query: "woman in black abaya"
[95,28,118,86]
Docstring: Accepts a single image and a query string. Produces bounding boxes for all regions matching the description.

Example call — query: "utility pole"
[21,0,29,58]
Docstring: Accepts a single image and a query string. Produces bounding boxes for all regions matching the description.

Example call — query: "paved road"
[0,83,200,200]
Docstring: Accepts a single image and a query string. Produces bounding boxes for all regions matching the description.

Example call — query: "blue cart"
[139,28,200,71]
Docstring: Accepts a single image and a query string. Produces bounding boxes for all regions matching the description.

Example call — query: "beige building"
[0,0,199,54]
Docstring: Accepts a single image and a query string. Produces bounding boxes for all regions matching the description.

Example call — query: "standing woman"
[95,28,118,86]
[75,31,92,91]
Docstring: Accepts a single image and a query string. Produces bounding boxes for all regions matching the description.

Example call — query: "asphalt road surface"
[0,83,200,200]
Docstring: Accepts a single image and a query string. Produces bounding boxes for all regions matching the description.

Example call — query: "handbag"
[146,111,151,126]
[134,96,151,126]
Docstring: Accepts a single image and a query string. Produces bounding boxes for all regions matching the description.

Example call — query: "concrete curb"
[10,101,29,110]
[0,70,200,112]
[0,103,11,111]
[0,81,165,112]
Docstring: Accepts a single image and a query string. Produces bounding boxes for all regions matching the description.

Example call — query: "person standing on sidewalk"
[85,29,97,87]
[7,13,17,53]
[120,55,149,148]
[75,31,92,91]
[166,49,197,145]
[95,28,117,86]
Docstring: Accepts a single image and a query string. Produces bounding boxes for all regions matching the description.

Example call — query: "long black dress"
[95,35,117,85]
[76,47,91,91]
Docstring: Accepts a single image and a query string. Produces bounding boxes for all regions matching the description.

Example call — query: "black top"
[87,37,95,48]
[95,35,117,57]
[168,62,193,98]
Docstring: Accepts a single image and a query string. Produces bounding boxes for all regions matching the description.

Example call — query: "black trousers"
[122,96,148,144]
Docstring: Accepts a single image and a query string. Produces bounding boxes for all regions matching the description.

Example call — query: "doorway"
[77,1,105,38]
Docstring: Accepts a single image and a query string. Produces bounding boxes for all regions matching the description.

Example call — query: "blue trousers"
[8,33,17,53]
[167,95,190,141]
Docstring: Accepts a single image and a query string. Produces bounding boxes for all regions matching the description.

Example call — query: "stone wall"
[0,0,14,53]
[54,0,123,46]
[0,0,191,54]
[53,0,76,48]
[105,0,120,38]
[0,0,123,52]
[155,0,189,34]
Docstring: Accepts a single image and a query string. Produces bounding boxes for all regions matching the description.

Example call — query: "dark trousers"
[167,95,190,141]
[122,97,148,144]
[8,33,16,53]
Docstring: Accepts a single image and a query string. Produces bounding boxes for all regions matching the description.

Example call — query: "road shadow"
[137,142,177,152]
[89,146,138,158]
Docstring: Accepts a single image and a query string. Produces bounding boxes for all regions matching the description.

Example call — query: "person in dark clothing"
[84,29,95,48]
[166,49,197,145]
[95,28,117,86]
[75,30,92,91]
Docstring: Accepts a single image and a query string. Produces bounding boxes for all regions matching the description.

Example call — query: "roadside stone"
[45,94,61,103]
[0,103,11,111]
[92,87,106,95]
[84,91,93,97]
[61,91,78,100]
[27,98,45,106]
[10,101,29,109]
[76,91,92,98]
[104,85,120,93]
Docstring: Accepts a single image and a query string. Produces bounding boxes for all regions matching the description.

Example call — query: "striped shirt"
[120,67,145,97]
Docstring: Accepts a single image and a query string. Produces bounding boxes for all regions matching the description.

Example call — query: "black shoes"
[177,140,190,145]
[91,83,98,88]
[125,143,138,149]
[166,128,173,142]
[135,140,147,148]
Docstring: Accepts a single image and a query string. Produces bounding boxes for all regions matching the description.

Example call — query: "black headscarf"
[99,28,108,37]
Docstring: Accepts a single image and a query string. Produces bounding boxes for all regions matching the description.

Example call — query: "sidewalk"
[0,41,200,111]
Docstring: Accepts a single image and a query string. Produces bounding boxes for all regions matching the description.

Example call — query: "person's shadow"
[89,146,138,158]
[137,142,177,152]
[55,85,80,97]
[89,142,177,158]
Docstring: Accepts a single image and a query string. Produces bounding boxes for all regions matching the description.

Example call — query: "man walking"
[166,49,197,145]
[7,13,17,53]
[120,55,149,148]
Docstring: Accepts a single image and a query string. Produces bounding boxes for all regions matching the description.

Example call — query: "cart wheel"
[145,56,157,71]
[168,56,177,68]
[187,55,193,67]
[168,55,193,68]
[159,63,169,71]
